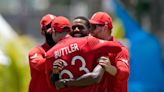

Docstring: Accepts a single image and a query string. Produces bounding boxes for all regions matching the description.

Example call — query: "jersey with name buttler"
[46,36,121,92]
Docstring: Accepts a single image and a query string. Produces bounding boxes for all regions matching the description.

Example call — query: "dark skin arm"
[54,57,105,89]
[57,64,104,86]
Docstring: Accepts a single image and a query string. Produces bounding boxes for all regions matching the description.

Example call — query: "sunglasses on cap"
[90,24,105,31]
[72,25,85,30]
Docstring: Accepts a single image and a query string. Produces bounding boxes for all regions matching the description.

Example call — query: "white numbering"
[59,56,90,79]
[60,69,73,79]
[72,56,90,73]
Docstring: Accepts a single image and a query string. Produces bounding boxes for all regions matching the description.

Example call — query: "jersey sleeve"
[88,37,122,54]
[28,47,46,72]
[114,47,130,80]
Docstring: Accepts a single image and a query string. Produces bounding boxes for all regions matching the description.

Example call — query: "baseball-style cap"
[40,14,56,34]
[90,12,113,29]
[51,16,71,33]
[40,14,56,28]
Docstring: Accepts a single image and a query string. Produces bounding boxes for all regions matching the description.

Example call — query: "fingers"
[55,79,66,90]
[52,59,65,74]
[98,56,110,63]
[55,81,65,90]
[53,63,63,69]
[53,59,64,66]
[99,61,108,67]
[98,56,111,68]
[101,56,110,61]
[53,59,64,68]
[99,63,106,67]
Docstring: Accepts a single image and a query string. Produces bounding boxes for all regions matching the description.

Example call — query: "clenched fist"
[53,59,65,74]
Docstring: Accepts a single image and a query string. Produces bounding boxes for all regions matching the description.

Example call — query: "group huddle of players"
[28,12,129,92]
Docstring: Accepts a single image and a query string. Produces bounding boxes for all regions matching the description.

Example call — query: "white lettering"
[54,43,80,59]
[71,43,79,52]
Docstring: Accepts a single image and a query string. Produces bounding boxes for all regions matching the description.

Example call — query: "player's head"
[40,14,56,47]
[89,12,113,40]
[51,16,71,42]
[40,14,56,35]
[70,16,91,37]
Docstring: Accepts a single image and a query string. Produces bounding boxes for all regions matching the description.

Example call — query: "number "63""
[59,56,90,79]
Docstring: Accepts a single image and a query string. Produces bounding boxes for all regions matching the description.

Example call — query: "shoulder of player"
[112,41,129,54]
[87,36,116,44]
[28,45,46,60]
[73,36,88,41]
[45,46,56,58]
[86,36,99,43]
[114,41,129,53]
[45,41,70,58]
[120,46,129,55]
[114,46,129,61]
[28,45,45,56]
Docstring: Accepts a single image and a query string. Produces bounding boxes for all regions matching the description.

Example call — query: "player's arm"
[88,38,122,54]
[63,64,104,87]
[50,59,64,86]
[99,56,117,76]
[100,47,129,80]
[54,59,105,89]
[113,47,129,80]
[28,47,46,71]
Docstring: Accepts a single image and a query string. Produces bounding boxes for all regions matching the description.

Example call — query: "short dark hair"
[74,16,91,29]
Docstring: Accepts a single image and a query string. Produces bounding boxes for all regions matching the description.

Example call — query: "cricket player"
[28,14,56,92]
[55,12,129,92]
[70,16,90,37]
[90,11,130,92]
[45,16,122,92]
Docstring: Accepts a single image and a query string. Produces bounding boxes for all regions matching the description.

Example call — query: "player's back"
[46,36,121,92]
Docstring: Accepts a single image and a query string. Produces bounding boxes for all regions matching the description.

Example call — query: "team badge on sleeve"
[30,53,38,59]
[121,59,128,64]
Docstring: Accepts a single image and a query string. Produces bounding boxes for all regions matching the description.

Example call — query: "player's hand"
[53,59,65,74]
[55,80,65,90]
[55,79,67,90]
[98,56,117,76]
[55,79,73,90]
[98,56,111,69]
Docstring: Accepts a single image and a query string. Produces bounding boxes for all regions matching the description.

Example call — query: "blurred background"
[0,0,164,92]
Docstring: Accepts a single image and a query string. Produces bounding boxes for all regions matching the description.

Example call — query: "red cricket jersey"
[28,43,53,92]
[100,37,130,92]
[45,36,122,92]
